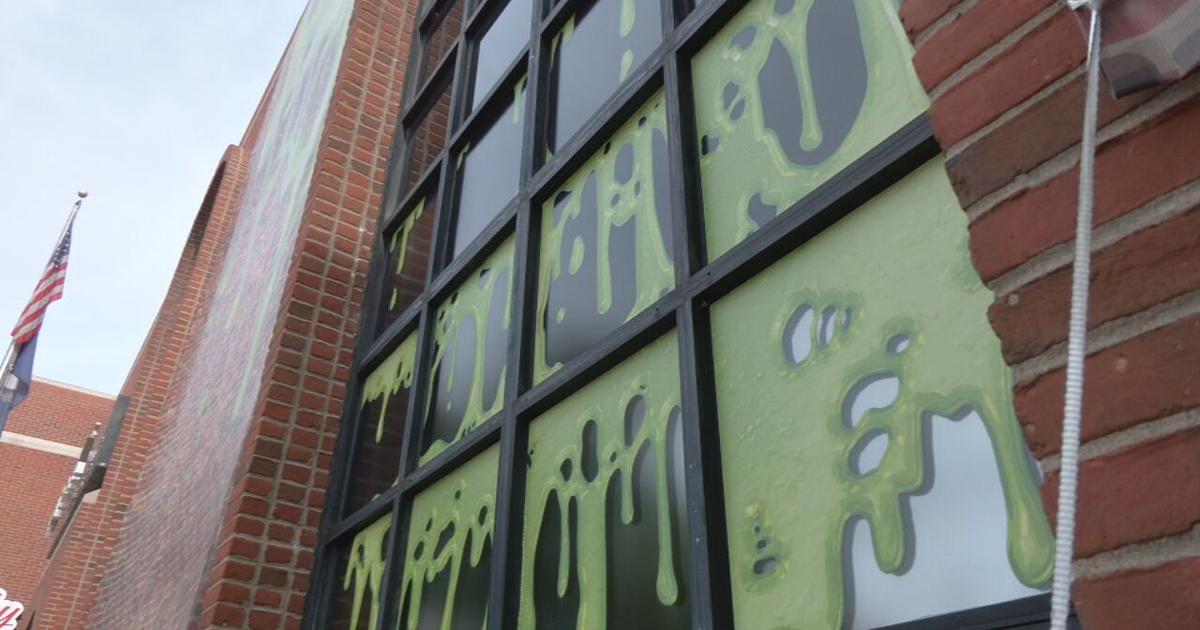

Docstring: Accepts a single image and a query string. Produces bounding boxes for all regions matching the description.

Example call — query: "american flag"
[11,215,75,345]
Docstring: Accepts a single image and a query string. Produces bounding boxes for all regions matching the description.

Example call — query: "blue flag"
[0,335,37,435]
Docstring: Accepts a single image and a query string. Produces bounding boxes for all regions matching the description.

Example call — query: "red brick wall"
[0,380,113,610]
[197,0,418,626]
[902,1,1200,627]
[31,146,248,630]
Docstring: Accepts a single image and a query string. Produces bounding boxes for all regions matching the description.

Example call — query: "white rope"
[1050,1,1103,628]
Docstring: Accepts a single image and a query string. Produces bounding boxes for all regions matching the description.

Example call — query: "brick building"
[20,0,1200,628]
[0,379,115,611]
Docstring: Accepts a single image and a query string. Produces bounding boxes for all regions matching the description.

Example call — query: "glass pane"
[418,0,465,87]
[519,333,691,629]
[547,0,662,153]
[329,515,392,630]
[692,0,930,260]
[709,161,1054,630]
[396,446,499,630]
[421,239,515,464]
[534,92,674,384]
[454,78,526,258]
[347,333,419,513]
[471,0,533,111]
[406,84,452,189]
[378,195,438,333]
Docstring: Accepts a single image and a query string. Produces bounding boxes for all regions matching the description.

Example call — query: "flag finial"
[77,190,88,199]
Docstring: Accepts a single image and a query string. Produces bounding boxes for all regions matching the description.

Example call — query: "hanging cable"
[1050,1,1103,628]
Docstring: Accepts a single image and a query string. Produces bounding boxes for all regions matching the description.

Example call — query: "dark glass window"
[328,515,392,630]
[377,193,437,333]
[452,80,526,258]
[471,0,533,111]
[545,0,662,153]
[417,0,465,88]
[405,83,453,190]
[534,92,674,383]
[345,334,418,514]
[420,239,514,465]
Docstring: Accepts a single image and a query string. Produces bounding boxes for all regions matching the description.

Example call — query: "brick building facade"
[0,380,114,611]
[17,0,1200,628]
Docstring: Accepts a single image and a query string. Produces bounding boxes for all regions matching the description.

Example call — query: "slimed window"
[312,0,1059,628]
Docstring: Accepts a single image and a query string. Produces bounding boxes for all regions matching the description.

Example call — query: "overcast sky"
[0,1,309,395]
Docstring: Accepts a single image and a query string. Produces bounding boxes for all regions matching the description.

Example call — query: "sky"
[0,1,309,395]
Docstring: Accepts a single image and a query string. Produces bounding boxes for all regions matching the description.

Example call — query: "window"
[310,0,1062,627]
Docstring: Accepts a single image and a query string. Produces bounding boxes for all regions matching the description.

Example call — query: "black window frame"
[303,0,1067,626]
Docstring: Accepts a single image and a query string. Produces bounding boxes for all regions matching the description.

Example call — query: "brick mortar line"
[966,71,1200,223]
[1013,288,1200,384]
[912,0,979,50]
[1039,407,1200,474]
[988,178,1200,297]
[928,2,1062,101]
[947,65,1085,160]
[1072,523,1200,581]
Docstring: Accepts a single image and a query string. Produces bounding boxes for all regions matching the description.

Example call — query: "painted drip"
[534,93,675,384]
[710,161,1054,628]
[519,333,686,629]
[343,515,391,629]
[422,239,515,464]
[389,198,427,311]
[692,0,930,259]
[361,333,418,443]
[398,445,499,630]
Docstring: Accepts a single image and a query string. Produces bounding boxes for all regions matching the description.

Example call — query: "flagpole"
[0,191,87,391]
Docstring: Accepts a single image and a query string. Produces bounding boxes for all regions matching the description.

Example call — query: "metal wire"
[1050,1,1103,628]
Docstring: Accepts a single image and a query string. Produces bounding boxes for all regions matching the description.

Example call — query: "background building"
[0,379,114,609]
[19,0,1200,628]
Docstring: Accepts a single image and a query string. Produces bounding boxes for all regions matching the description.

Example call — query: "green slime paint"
[534,93,676,384]
[710,160,1055,629]
[397,445,499,630]
[692,0,930,260]
[343,514,392,629]
[361,332,419,444]
[421,239,515,465]
[519,333,686,629]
